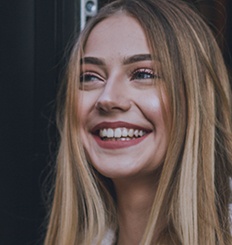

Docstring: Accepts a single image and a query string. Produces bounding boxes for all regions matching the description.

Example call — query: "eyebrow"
[123,54,152,65]
[80,54,153,66]
[80,56,105,66]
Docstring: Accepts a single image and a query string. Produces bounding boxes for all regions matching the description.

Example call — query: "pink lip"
[91,121,150,132]
[91,121,151,150]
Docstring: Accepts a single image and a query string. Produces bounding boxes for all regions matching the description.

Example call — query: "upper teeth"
[99,128,146,138]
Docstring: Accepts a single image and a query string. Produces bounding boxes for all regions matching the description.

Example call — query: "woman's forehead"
[84,14,151,58]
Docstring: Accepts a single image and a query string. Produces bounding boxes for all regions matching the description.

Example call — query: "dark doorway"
[0,1,80,244]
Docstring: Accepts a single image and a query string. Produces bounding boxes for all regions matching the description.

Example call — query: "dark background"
[0,0,231,244]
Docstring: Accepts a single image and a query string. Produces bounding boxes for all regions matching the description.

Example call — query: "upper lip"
[91,121,152,133]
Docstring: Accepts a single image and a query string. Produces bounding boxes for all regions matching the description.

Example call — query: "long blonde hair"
[45,0,232,244]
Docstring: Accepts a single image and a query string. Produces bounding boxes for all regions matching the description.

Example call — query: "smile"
[91,122,151,149]
[99,128,146,140]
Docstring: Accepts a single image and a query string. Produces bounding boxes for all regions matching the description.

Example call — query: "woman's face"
[79,13,169,180]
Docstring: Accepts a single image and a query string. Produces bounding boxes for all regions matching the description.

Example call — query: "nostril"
[95,100,112,112]
[95,99,131,113]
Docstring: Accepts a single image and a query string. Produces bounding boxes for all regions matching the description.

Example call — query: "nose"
[95,78,131,113]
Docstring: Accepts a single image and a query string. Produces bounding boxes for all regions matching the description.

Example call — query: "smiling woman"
[44,0,232,245]
[79,14,168,180]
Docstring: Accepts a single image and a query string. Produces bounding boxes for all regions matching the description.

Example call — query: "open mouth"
[98,128,147,141]
[91,122,152,149]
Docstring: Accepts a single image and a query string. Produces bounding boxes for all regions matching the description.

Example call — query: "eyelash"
[130,68,160,80]
[80,72,103,83]
[79,68,160,84]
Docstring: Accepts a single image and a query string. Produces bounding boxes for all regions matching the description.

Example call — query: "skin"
[79,13,169,244]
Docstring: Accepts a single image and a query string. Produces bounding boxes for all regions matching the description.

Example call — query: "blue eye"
[131,68,159,80]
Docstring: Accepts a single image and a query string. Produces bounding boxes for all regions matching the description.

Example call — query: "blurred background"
[0,0,231,244]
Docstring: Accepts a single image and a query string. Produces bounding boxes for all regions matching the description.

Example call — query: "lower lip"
[92,134,150,149]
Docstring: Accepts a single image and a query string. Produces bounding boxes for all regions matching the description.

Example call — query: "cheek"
[141,90,170,153]
[150,96,163,113]
[141,91,167,126]
[78,92,96,121]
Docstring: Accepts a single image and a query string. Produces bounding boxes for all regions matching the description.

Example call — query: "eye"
[130,68,160,81]
[80,72,103,83]
[79,71,105,90]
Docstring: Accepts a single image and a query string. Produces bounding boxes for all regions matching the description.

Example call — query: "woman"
[45,0,232,244]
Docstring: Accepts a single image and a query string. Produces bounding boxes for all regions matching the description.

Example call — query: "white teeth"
[98,128,146,139]
[134,130,139,137]
[122,128,128,137]
[99,129,107,137]
[114,128,122,138]
[108,128,114,138]
[139,130,144,137]
[128,129,134,137]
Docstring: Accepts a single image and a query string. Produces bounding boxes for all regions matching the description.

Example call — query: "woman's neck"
[113,173,160,245]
